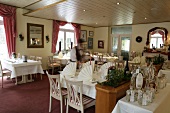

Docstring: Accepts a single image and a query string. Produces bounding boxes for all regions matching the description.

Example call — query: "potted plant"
[95,68,132,113]
[98,68,132,87]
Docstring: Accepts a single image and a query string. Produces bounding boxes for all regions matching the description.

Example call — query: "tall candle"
[59,41,61,51]
[71,42,73,49]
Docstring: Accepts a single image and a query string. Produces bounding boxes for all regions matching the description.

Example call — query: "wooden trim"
[23,0,42,9]
[23,0,66,15]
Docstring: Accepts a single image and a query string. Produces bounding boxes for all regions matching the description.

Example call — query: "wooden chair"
[47,56,61,75]
[35,56,43,80]
[114,59,125,69]
[129,56,141,71]
[0,61,11,88]
[29,56,36,60]
[65,79,95,113]
[46,71,67,113]
[95,54,104,71]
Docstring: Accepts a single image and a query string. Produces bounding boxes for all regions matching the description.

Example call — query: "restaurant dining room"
[1,0,170,113]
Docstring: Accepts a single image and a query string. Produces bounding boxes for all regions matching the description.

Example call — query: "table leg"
[15,75,27,85]
[26,74,34,82]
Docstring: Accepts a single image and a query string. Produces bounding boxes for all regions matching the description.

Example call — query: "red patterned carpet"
[0,74,95,113]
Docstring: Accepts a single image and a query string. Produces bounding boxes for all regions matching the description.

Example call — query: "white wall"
[131,22,170,53]
[94,27,109,53]
[80,26,95,52]
[16,8,95,69]
[16,8,53,69]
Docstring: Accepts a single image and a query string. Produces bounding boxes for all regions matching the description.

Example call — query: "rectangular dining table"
[60,71,104,99]
[2,59,44,85]
[112,83,170,113]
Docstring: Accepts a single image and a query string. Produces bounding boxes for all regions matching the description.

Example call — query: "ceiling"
[0,0,170,27]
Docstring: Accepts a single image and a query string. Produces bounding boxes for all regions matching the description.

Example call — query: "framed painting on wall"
[88,38,93,49]
[89,31,94,37]
[98,40,104,49]
[80,30,87,42]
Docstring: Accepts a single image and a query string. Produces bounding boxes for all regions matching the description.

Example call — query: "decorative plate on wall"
[136,36,142,43]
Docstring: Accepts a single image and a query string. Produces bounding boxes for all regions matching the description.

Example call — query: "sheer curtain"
[0,4,16,57]
[51,20,67,53]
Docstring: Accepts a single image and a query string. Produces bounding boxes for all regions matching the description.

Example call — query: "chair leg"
[66,100,69,113]
[49,96,52,112]
[2,76,3,88]
[60,100,63,113]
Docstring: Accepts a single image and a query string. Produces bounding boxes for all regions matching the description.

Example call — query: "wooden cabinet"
[95,82,130,113]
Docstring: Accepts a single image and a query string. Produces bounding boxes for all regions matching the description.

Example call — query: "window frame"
[56,28,76,51]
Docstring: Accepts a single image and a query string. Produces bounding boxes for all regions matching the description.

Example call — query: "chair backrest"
[36,56,42,61]
[140,56,146,65]
[132,56,141,63]
[97,54,103,62]
[61,62,77,76]
[30,56,36,60]
[48,56,54,64]
[0,61,2,76]
[65,79,83,110]
[46,71,62,100]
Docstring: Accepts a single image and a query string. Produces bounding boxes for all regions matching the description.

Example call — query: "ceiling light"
[96,23,98,24]
[83,9,86,12]
[145,17,147,19]
[116,2,120,5]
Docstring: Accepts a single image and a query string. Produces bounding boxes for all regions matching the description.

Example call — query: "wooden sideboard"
[95,82,130,113]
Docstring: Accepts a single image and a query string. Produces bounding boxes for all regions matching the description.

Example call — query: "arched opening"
[146,27,168,48]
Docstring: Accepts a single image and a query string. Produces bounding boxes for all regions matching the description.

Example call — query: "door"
[111,34,131,60]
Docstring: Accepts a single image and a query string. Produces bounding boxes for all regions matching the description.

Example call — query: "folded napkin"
[78,65,93,81]
[61,62,77,76]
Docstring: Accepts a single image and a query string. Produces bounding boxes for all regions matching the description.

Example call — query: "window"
[56,24,75,52]
[0,16,8,59]
[150,33,163,48]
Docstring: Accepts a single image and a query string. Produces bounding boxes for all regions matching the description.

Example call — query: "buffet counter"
[143,52,168,60]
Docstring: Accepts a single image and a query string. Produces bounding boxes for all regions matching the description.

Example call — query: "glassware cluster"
[126,62,167,106]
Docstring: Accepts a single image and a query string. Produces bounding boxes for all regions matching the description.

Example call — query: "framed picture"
[88,38,93,49]
[98,40,104,49]
[80,30,87,42]
[89,31,94,37]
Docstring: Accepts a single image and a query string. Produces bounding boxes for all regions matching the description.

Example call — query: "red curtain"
[0,4,16,57]
[158,31,165,43]
[71,23,81,44]
[51,20,67,53]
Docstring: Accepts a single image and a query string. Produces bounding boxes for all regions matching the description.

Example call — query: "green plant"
[153,54,165,65]
[98,69,132,87]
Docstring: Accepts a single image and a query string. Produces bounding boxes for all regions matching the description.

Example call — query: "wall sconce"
[46,35,49,43]
[19,34,24,41]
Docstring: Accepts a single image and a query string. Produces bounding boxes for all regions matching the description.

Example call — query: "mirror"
[27,23,44,48]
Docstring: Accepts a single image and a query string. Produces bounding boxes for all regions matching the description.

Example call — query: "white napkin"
[61,62,77,76]
[58,51,63,58]
[78,65,93,81]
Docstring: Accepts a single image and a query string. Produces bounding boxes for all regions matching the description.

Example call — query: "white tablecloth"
[2,59,44,78]
[60,71,103,99]
[112,84,170,113]
[93,55,118,62]
[53,56,70,65]
[158,69,170,83]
